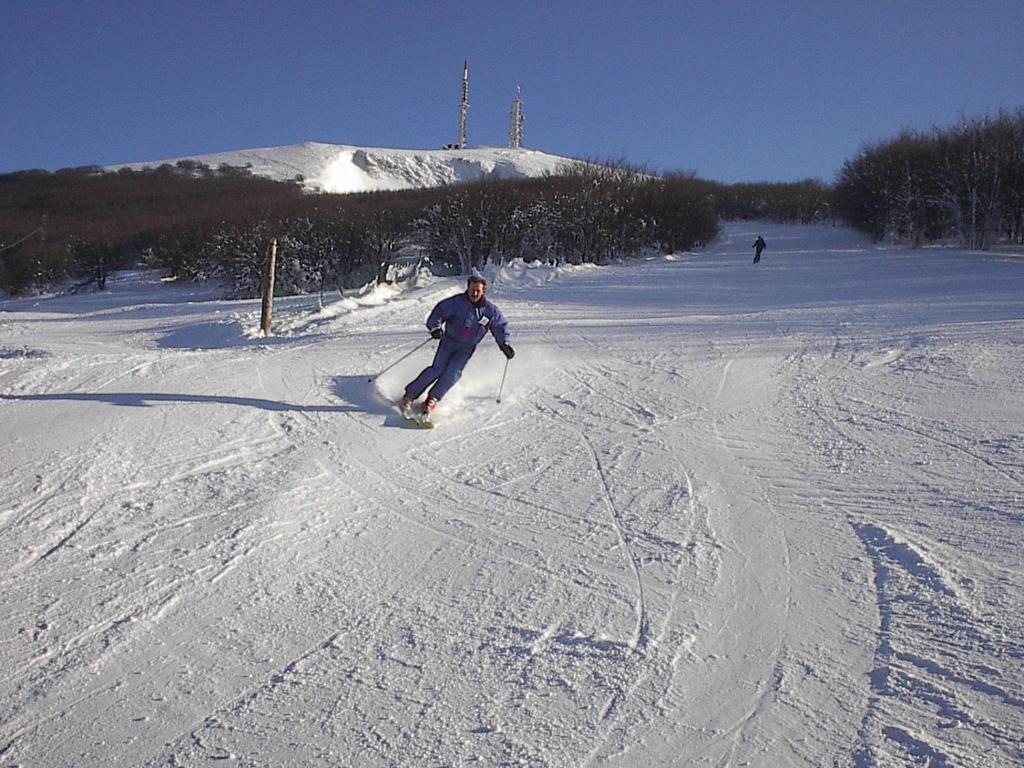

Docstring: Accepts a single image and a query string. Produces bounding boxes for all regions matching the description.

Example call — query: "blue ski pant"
[404,339,477,403]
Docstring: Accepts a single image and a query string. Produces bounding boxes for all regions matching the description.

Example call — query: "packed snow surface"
[1,223,1022,766]
[109,142,575,193]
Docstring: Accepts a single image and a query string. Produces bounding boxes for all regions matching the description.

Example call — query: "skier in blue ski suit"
[402,273,514,415]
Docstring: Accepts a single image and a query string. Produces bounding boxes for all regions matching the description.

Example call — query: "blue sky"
[3,0,1021,182]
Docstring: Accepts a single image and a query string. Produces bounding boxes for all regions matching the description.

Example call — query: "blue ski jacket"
[427,292,511,348]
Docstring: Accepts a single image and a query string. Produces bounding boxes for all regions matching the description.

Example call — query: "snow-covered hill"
[110,142,577,194]
[1,223,1023,766]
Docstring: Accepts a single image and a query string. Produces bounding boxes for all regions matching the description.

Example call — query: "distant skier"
[752,236,766,264]
[401,272,514,419]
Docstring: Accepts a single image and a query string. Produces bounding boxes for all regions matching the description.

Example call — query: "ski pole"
[496,357,510,403]
[367,337,433,383]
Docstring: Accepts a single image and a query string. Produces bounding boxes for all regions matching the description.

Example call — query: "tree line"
[0,162,306,295]
[834,109,1024,249]
[706,179,833,224]
[0,157,834,299]
[1,160,726,298]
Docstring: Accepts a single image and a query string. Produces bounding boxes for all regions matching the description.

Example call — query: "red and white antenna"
[459,59,469,149]
[509,85,524,149]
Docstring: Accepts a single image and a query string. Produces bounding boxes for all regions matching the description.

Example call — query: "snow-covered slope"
[1,223,1023,766]
[110,142,576,193]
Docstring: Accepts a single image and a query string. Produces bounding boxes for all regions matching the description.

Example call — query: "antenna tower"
[459,60,469,149]
[509,85,524,149]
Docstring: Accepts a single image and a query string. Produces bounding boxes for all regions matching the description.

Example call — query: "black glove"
[430,327,443,340]
[500,344,515,360]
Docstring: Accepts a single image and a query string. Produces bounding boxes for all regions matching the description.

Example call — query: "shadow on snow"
[1,391,356,414]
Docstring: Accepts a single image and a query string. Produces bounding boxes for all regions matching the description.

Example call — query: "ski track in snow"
[1,222,1022,766]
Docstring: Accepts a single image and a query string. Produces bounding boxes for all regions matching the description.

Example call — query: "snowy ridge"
[1,223,1022,766]
[109,141,576,193]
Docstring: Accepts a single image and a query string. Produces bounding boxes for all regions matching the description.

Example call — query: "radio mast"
[509,85,524,149]
[459,60,469,149]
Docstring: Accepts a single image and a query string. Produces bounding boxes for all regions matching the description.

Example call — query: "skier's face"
[467,281,486,303]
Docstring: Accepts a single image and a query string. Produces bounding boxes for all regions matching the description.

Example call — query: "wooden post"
[260,238,278,337]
